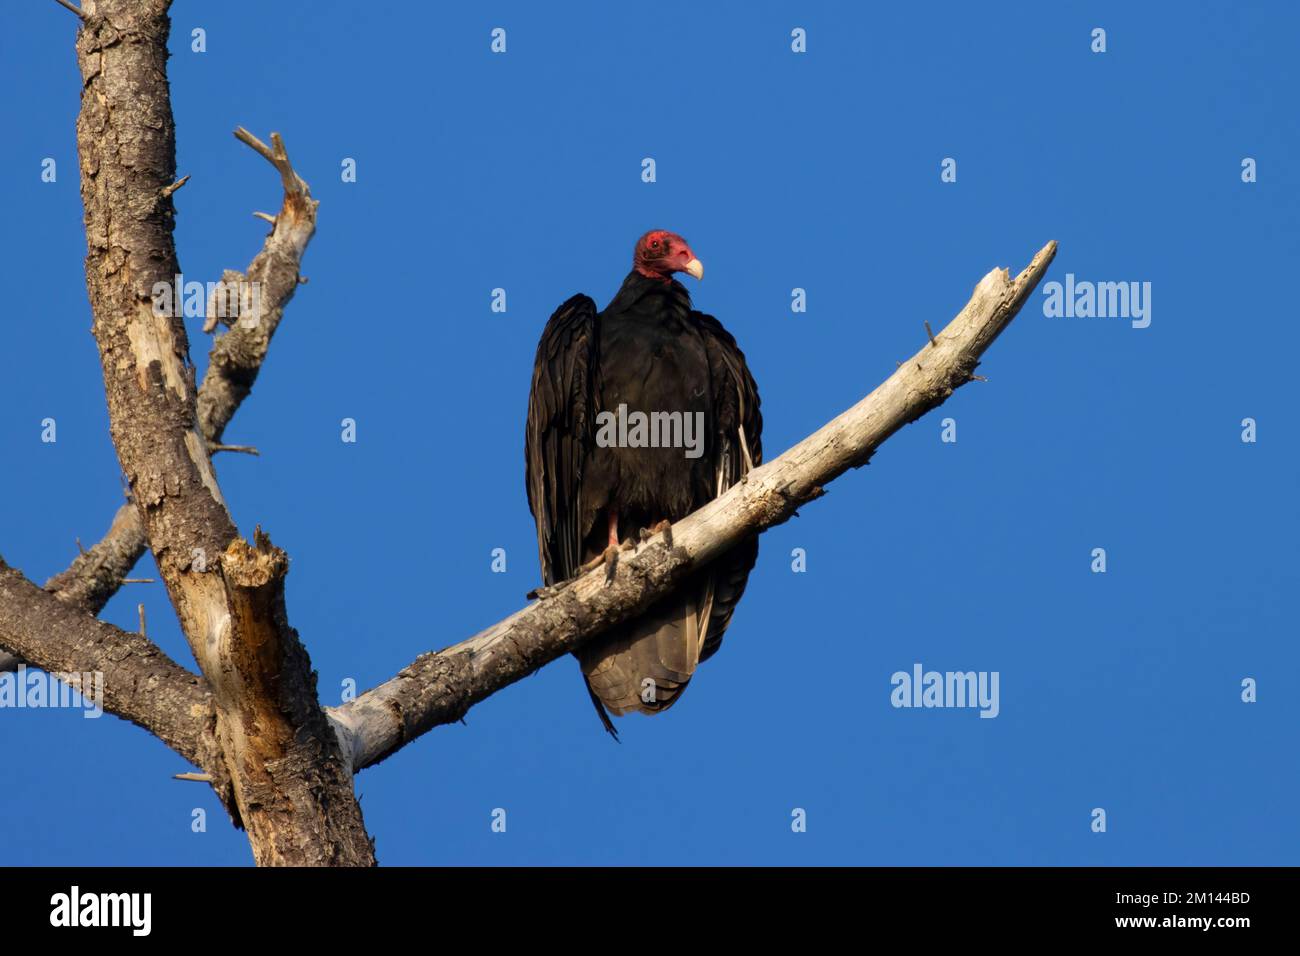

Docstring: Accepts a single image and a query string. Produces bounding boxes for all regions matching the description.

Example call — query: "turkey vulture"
[525,230,763,736]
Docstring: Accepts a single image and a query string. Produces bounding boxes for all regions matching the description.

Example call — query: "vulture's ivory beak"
[683,258,704,281]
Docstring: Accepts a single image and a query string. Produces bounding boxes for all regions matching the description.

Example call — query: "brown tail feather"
[577,539,759,732]
[578,592,701,718]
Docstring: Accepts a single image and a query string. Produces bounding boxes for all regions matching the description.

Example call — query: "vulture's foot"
[638,520,675,550]
[577,544,622,580]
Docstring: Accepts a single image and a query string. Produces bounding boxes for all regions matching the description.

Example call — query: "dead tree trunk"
[70,0,373,865]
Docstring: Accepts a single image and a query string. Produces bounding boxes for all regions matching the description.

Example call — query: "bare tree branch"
[0,503,152,675]
[43,502,150,613]
[72,0,373,865]
[330,241,1058,772]
[51,0,87,20]
[197,129,318,440]
[0,557,219,775]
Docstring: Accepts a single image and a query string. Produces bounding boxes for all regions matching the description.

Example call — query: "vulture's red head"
[633,230,704,283]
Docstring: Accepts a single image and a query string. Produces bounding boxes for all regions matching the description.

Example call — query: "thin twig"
[209,443,260,456]
[233,127,309,196]
[232,127,276,164]
[160,175,190,199]
[173,773,214,783]
[52,0,87,20]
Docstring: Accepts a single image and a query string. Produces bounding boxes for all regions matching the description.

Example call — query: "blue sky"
[1,0,1296,865]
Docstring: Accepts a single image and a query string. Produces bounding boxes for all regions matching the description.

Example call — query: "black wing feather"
[525,294,600,586]
[692,310,763,662]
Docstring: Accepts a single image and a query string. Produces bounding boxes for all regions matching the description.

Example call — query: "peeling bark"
[208,531,374,865]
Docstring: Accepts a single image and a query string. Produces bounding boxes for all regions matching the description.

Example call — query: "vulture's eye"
[650,238,660,248]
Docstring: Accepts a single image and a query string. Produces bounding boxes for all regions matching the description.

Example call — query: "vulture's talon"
[603,546,619,585]
[527,582,565,601]
[651,519,674,550]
